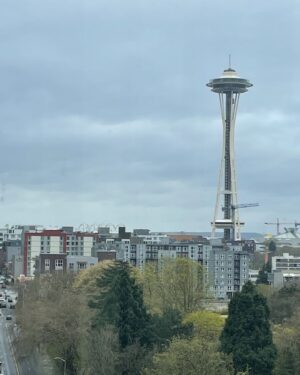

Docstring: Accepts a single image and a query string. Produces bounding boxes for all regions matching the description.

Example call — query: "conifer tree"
[89,261,154,348]
[220,281,276,375]
[256,261,271,285]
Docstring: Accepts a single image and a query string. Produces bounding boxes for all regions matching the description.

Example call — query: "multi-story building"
[65,231,97,257]
[3,240,22,263]
[38,253,67,274]
[67,256,98,272]
[23,227,97,276]
[0,225,35,247]
[203,240,249,299]
[10,224,251,298]
[269,253,300,288]
[141,234,170,245]
[95,234,250,299]
[24,229,67,277]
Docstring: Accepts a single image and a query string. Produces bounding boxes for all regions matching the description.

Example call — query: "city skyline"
[0,1,299,232]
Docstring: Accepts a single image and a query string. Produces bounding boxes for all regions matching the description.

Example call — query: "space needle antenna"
[229,54,231,69]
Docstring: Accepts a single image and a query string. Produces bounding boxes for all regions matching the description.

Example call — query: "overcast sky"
[0,0,299,234]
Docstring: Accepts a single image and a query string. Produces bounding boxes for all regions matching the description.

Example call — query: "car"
[8,298,13,303]
[6,315,12,320]
[10,304,15,309]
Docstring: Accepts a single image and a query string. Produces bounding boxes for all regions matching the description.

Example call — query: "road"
[0,287,48,375]
[0,288,19,375]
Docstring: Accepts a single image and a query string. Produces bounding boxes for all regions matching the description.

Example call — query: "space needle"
[207,65,252,241]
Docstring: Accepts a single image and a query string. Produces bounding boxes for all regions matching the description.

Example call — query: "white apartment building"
[0,225,24,246]
[270,253,300,288]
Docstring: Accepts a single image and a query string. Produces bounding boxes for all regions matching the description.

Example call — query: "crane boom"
[232,203,259,209]
[230,203,259,241]
[265,219,300,235]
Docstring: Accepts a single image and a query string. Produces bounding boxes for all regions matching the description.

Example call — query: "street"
[0,288,19,375]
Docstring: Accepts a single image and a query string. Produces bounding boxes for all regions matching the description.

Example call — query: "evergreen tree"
[151,308,193,348]
[220,281,276,375]
[268,241,276,253]
[89,261,154,349]
[256,261,271,285]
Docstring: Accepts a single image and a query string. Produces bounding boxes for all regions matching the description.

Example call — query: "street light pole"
[54,356,66,375]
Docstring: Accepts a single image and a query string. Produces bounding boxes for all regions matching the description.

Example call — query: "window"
[45,258,50,270]
[69,263,74,270]
[78,262,86,270]
[55,259,63,270]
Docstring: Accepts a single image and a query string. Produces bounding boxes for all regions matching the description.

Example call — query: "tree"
[141,258,205,314]
[89,261,154,349]
[220,281,276,375]
[268,241,276,253]
[256,261,271,285]
[273,325,300,375]
[16,273,86,374]
[151,308,192,348]
[269,284,300,323]
[142,336,233,375]
[73,260,112,295]
[183,310,225,339]
[83,326,119,375]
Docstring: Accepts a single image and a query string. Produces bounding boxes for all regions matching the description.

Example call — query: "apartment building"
[23,227,97,276]
[67,256,98,272]
[38,253,67,273]
[24,229,67,276]
[269,253,300,288]
[202,241,249,299]
[94,233,250,299]
[0,225,35,247]
[66,231,97,256]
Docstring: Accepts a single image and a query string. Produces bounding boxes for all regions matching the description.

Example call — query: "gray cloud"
[0,0,299,232]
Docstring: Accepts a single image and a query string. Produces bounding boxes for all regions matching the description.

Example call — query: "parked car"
[6,315,12,320]
[10,304,15,309]
[8,298,13,303]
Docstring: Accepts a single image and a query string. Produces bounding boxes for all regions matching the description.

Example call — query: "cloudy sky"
[0,0,299,233]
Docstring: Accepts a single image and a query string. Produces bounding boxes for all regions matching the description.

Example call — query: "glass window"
[55,259,63,269]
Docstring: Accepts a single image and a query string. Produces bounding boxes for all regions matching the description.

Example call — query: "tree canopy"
[141,257,205,314]
[256,261,271,285]
[220,281,277,375]
[89,261,154,349]
[142,336,233,375]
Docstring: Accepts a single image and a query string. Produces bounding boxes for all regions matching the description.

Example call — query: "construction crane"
[231,203,259,241]
[265,219,300,235]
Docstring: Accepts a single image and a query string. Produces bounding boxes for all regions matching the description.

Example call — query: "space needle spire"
[207,66,252,241]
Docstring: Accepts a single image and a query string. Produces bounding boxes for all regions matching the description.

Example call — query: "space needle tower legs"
[207,68,252,242]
